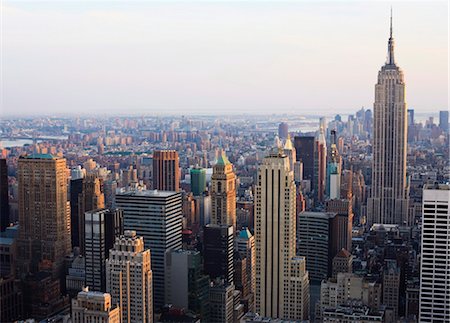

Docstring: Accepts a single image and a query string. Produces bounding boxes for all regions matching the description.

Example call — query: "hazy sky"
[1,1,448,117]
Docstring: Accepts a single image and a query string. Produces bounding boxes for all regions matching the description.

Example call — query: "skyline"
[1,1,448,117]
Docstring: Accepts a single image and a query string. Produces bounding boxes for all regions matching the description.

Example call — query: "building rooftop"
[238,227,253,239]
[20,153,57,160]
[216,150,231,166]
[424,183,450,190]
[334,248,352,258]
[117,188,178,198]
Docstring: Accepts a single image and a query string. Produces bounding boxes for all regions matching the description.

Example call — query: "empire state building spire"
[387,8,395,65]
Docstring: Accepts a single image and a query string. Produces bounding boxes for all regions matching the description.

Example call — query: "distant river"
[0,139,39,148]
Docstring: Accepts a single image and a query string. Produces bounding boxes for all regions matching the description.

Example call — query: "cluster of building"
[0,14,448,323]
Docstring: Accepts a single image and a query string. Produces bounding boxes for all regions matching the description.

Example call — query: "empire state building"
[368,13,409,226]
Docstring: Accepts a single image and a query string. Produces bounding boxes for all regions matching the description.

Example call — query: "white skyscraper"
[367,12,409,226]
[419,184,450,323]
[106,230,153,323]
[255,150,309,320]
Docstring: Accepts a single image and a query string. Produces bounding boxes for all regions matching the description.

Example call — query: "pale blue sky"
[1,1,448,116]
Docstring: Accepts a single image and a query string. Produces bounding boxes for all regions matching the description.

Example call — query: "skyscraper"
[190,167,206,196]
[211,150,236,231]
[254,151,310,320]
[16,154,72,278]
[294,136,315,187]
[326,130,342,200]
[368,13,409,225]
[116,189,182,309]
[152,150,180,192]
[78,174,105,253]
[70,176,84,249]
[278,122,289,139]
[165,249,210,319]
[439,110,449,132]
[297,211,336,282]
[236,228,256,312]
[203,224,234,284]
[106,230,153,323]
[419,183,450,323]
[84,208,123,292]
[0,159,9,231]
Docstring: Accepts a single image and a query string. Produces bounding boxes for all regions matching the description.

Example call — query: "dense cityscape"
[0,5,449,323]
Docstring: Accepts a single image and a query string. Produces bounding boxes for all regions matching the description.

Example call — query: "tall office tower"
[383,259,400,319]
[255,151,310,320]
[326,130,342,200]
[165,250,210,319]
[16,154,71,279]
[116,189,182,309]
[278,122,289,139]
[368,13,409,226]
[294,136,315,187]
[190,167,206,196]
[439,110,449,132]
[203,224,234,284]
[407,109,414,126]
[70,176,84,249]
[84,208,123,292]
[0,159,9,231]
[236,228,256,311]
[419,183,450,323]
[106,230,153,323]
[211,150,236,230]
[325,199,353,257]
[297,211,337,282]
[78,174,105,253]
[152,150,180,192]
[71,288,121,323]
[315,137,327,203]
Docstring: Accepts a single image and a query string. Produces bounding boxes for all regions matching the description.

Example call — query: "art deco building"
[152,150,180,192]
[368,13,409,225]
[106,230,153,323]
[16,154,72,278]
[71,288,121,323]
[255,151,309,320]
[211,150,236,231]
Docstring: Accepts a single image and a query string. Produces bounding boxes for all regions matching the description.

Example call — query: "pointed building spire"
[387,7,396,65]
[390,6,393,38]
